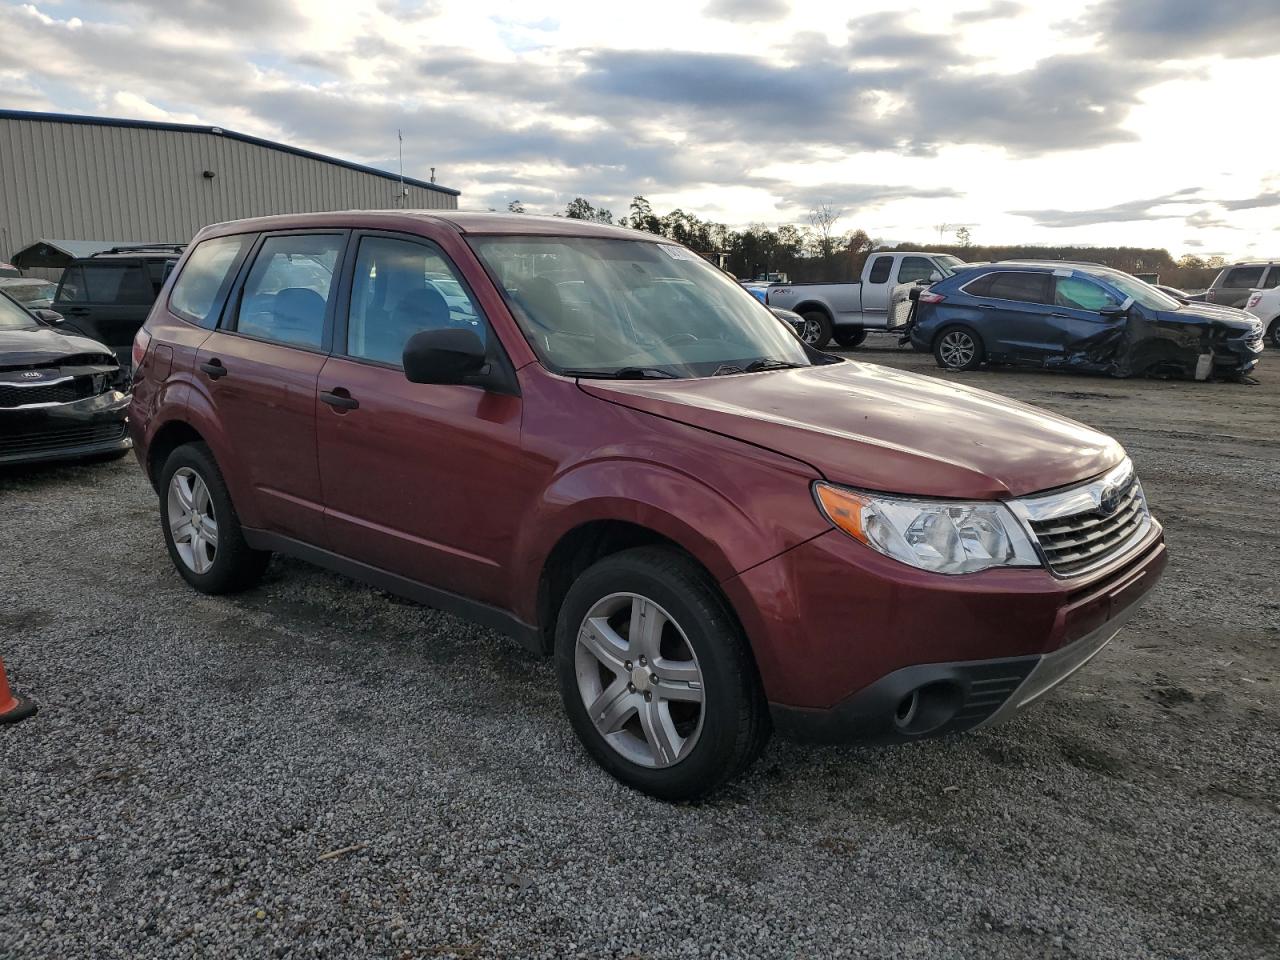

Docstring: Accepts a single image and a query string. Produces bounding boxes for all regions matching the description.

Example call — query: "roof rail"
[994,258,1109,268]
[89,244,187,257]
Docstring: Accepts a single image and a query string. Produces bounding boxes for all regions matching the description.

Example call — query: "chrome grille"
[1012,460,1151,578]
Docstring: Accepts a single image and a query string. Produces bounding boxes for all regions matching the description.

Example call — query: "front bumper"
[0,390,131,466]
[723,518,1167,744]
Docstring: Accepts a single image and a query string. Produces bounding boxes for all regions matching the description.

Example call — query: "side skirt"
[242,529,544,655]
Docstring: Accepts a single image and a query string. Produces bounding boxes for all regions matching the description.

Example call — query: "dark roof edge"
[0,108,461,197]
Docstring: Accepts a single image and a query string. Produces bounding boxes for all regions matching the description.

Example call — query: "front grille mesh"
[0,379,92,408]
[1028,473,1147,576]
[0,421,127,458]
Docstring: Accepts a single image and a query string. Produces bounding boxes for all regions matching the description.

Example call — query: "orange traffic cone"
[0,657,37,724]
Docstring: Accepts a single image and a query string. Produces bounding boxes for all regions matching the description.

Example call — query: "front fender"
[509,455,826,625]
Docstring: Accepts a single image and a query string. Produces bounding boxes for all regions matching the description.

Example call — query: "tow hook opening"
[893,681,962,735]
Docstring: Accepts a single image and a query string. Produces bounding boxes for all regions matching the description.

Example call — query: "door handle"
[977,303,996,310]
[64,307,90,315]
[320,388,359,411]
[199,359,228,380]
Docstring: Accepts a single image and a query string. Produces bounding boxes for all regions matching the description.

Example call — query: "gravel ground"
[2,340,1278,959]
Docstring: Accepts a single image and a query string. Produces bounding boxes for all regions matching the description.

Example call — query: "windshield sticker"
[659,245,698,262]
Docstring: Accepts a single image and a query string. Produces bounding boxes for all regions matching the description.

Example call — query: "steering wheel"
[660,332,699,346]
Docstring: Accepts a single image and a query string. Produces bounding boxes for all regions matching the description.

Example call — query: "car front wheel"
[555,547,770,801]
[934,325,984,371]
[1269,318,1280,349]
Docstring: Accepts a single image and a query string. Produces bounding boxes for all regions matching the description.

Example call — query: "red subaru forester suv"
[130,212,1167,799]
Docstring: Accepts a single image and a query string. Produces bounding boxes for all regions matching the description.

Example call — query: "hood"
[1162,302,1258,332]
[0,326,118,369]
[580,360,1124,499]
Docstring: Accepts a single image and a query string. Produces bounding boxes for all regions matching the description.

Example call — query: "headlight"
[814,482,1041,575]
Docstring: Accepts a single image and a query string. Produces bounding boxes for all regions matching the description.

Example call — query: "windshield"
[469,236,813,378]
[0,292,38,330]
[1,281,57,304]
[936,255,964,274]
[1104,272,1182,311]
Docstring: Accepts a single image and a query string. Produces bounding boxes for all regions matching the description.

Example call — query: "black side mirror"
[403,328,487,385]
[33,308,64,325]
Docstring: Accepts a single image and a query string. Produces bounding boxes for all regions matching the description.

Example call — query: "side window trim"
[218,229,352,355]
[334,229,497,370]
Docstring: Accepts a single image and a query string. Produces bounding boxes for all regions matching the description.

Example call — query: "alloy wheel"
[802,317,823,345]
[574,592,705,768]
[939,330,975,368]
[167,467,218,574]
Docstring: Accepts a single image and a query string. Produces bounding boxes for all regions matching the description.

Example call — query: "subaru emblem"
[1097,483,1123,515]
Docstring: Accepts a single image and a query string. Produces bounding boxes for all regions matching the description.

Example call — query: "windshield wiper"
[741,358,806,373]
[563,366,679,380]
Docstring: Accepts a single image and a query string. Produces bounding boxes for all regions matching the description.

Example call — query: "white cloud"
[0,0,1276,259]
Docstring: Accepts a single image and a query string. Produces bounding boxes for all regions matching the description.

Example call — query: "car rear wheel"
[934,326,984,371]
[799,311,833,349]
[1269,318,1280,349]
[832,327,868,348]
[555,546,770,801]
[159,442,270,594]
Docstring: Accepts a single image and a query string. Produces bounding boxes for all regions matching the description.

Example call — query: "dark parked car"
[131,213,1167,799]
[910,261,1264,380]
[53,244,184,361]
[0,290,131,466]
[1200,260,1280,307]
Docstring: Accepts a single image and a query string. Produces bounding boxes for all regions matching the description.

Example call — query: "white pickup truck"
[765,251,967,348]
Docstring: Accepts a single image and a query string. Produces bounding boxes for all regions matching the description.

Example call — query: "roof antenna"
[397,129,404,206]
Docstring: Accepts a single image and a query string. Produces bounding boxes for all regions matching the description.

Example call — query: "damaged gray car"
[908,261,1264,381]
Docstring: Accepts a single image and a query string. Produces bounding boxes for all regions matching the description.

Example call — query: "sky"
[1,0,1278,258]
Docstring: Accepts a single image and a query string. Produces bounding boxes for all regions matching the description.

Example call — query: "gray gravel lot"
[2,340,1278,959]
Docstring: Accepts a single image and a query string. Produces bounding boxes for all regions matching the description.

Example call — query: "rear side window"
[233,234,343,350]
[58,263,153,304]
[897,257,935,284]
[1262,266,1280,289]
[1223,266,1264,288]
[170,235,251,327]
[961,274,995,297]
[867,256,892,284]
[985,272,1051,304]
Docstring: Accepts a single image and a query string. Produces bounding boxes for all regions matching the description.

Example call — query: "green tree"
[564,197,614,223]
[955,226,972,247]
[507,200,526,213]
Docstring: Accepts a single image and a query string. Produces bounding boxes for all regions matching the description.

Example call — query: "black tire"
[555,546,770,801]
[933,325,984,371]
[832,327,868,348]
[1269,318,1280,349]
[799,311,833,349]
[158,442,270,594]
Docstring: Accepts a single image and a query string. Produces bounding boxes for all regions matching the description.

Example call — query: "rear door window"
[1223,266,1264,288]
[867,256,893,284]
[57,263,152,304]
[170,235,252,328]
[985,272,1051,304]
[1261,266,1280,289]
[233,234,344,350]
[897,257,935,284]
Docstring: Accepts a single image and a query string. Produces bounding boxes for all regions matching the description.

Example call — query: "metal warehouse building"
[0,109,459,267]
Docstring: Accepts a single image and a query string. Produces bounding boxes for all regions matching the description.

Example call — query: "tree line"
[504,196,1223,291]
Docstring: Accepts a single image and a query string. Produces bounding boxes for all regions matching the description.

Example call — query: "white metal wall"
[0,117,458,258]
